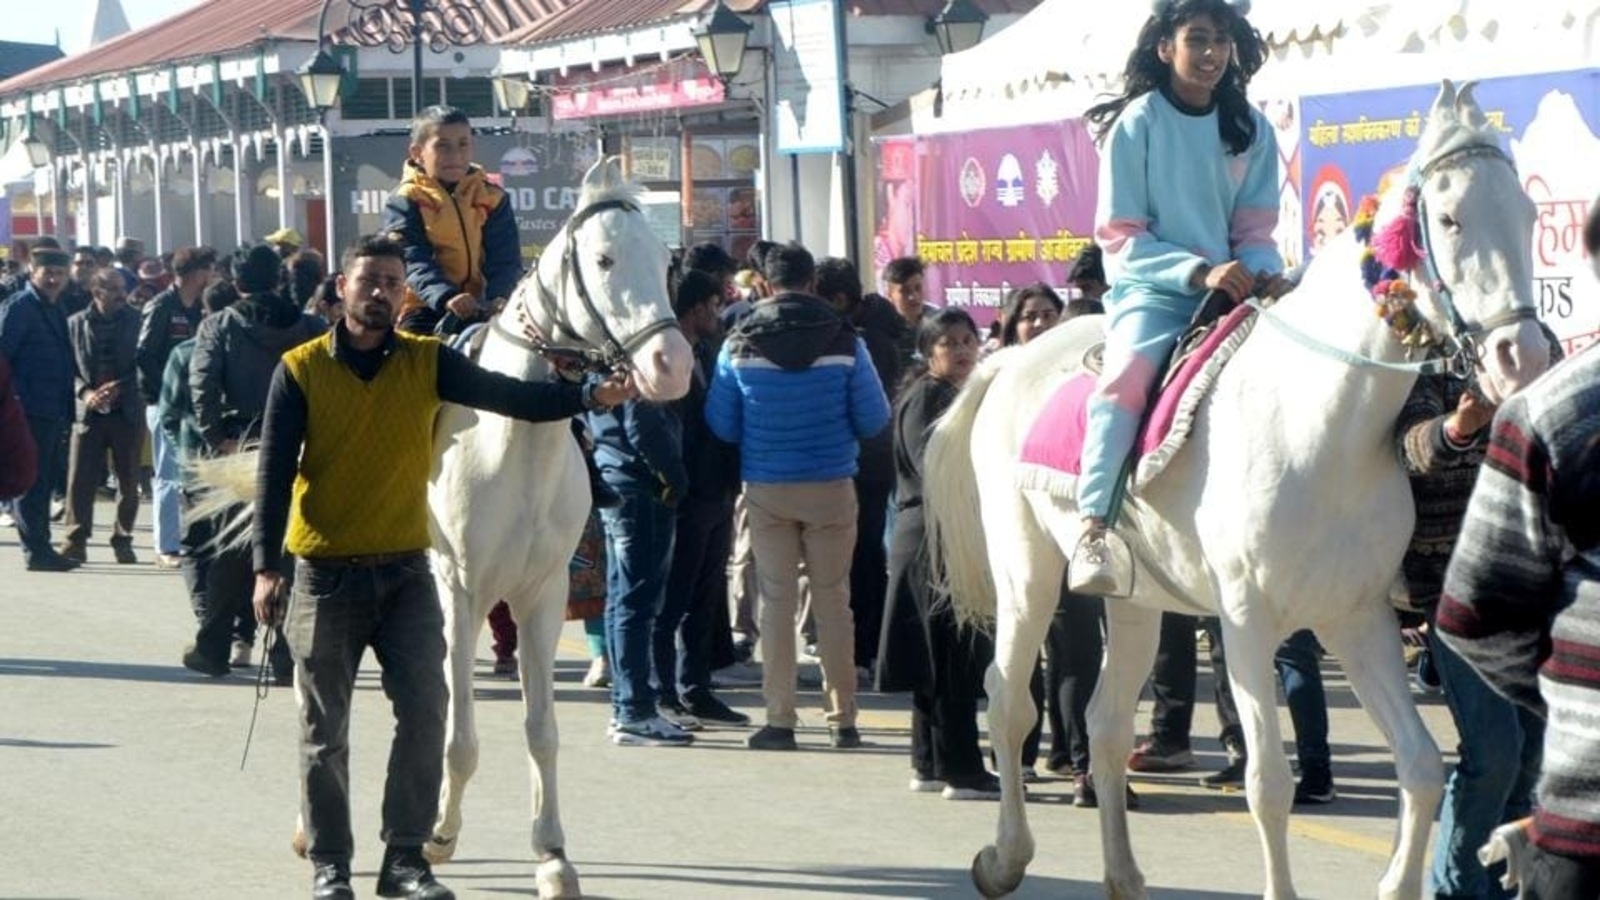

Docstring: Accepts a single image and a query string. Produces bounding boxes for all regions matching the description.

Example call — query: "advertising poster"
[1301,71,1600,354]
[336,133,598,265]
[896,120,1100,324]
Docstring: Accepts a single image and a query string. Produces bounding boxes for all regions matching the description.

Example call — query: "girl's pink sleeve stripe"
[1097,217,1149,254]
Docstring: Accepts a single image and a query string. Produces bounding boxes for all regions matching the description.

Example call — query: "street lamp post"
[927,0,990,56]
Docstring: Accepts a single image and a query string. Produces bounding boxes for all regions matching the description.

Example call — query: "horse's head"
[1392,80,1549,402]
[528,157,693,401]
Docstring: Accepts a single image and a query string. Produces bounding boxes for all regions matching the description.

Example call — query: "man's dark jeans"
[283,553,448,864]
[600,488,676,725]
[851,477,893,668]
[657,495,733,705]
[13,415,67,562]
[181,502,290,674]
[1147,614,1242,749]
[1044,591,1105,775]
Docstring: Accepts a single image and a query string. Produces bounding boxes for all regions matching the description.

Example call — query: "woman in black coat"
[875,308,999,800]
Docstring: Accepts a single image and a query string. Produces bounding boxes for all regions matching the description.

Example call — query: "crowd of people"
[4,1,1600,896]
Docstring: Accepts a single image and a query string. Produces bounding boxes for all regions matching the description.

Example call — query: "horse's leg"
[1216,612,1298,900]
[519,575,581,900]
[971,509,1064,899]
[1318,604,1443,900]
[426,574,482,864]
[1090,600,1162,900]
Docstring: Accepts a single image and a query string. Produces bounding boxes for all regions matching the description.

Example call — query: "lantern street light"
[297,47,347,112]
[693,2,753,84]
[492,72,533,116]
[21,134,50,168]
[927,0,990,56]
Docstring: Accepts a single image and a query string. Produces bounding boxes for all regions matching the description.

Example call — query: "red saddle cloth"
[1020,305,1254,476]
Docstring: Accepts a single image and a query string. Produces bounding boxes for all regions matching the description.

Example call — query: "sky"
[4,0,197,56]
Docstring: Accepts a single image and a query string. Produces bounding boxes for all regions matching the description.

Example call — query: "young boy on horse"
[383,105,522,337]
[1072,0,1292,595]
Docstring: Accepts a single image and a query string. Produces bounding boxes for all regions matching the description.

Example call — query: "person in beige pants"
[703,243,891,750]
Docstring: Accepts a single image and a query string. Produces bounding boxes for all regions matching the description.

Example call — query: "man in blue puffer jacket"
[706,242,891,752]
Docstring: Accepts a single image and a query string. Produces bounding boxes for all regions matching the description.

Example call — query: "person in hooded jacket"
[706,242,891,752]
[182,244,324,680]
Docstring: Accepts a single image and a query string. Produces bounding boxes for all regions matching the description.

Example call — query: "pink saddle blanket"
[1020,305,1254,477]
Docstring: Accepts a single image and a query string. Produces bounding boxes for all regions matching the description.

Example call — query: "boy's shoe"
[943,773,1003,801]
[111,540,138,565]
[909,772,947,793]
[658,701,704,732]
[1126,739,1195,772]
[230,640,254,669]
[682,694,751,727]
[1068,528,1122,596]
[829,726,862,749]
[746,725,797,751]
[610,716,694,747]
[1201,740,1247,790]
[1293,769,1338,805]
[57,541,87,563]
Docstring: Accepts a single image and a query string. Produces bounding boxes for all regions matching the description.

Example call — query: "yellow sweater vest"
[281,331,441,558]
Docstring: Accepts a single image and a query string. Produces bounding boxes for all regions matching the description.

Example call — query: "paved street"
[3,502,1459,899]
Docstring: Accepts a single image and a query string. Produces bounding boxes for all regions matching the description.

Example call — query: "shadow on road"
[0,657,225,685]
[0,736,116,749]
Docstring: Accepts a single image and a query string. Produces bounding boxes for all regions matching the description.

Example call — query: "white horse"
[924,82,1551,900]
[422,157,692,897]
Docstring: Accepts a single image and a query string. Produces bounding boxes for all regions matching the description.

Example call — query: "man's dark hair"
[232,244,285,295]
[93,246,113,266]
[685,242,738,277]
[340,234,407,273]
[763,242,815,292]
[171,246,219,278]
[1068,244,1106,286]
[744,239,780,275]
[201,280,239,314]
[411,104,471,145]
[883,256,924,287]
[287,249,328,308]
[814,257,863,308]
[673,269,722,319]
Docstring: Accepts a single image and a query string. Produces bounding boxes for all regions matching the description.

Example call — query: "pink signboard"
[552,60,726,120]
[876,121,1101,325]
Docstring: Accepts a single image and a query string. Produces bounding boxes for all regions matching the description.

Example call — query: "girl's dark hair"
[307,275,340,314]
[1085,0,1265,156]
[1000,282,1064,348]
[899,307,980,393]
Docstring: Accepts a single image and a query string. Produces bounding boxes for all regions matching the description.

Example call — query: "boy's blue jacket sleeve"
[482,194,523,304]
[705,343,742,444]
[382,193,459,313]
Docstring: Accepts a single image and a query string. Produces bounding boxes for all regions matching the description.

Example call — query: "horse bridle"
[1410,142,1540,378]
[493,198,680,375]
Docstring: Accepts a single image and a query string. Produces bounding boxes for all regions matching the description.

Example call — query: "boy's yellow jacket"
[382,160,523,325]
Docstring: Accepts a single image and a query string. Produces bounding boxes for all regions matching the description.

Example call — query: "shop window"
[342,78,392,120]
[447,78,494,118]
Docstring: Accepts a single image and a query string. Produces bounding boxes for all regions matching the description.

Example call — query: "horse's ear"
[1431,80,1459,119]
[1455,81,1490,130]
[602,155,627,189]
[581,157,609,196]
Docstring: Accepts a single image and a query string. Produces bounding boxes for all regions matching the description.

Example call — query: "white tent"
[909,0,1600,134]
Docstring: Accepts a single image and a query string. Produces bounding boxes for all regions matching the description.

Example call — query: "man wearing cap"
[266,227,304,260]
[0,244,81,571]
[137,246,219,567]
[183,245,324,678]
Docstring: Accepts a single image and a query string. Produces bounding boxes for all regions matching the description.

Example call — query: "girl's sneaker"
[610,716,694,747]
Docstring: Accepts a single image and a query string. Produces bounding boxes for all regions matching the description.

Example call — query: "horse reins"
[492,198,679,376]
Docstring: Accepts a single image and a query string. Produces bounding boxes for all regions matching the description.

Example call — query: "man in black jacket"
[182,245,323,679]
[61,268,144,563]
[137,245,218,566]
[816,257,906,674]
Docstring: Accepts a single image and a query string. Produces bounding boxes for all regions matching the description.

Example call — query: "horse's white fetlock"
[423,833,458,864]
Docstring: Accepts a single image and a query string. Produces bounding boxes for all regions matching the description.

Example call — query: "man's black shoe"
[26,552,80,572]
[376,845,455,899]
[830,726,863,749]
[182,646,231,678]
[313,862,355,900]
[746,725,797,751]
[683,693,751,727]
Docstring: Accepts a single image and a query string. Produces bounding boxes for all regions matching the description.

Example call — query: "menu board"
[639,191,685,248]
[622,134,762,251]
[625,137,678,181]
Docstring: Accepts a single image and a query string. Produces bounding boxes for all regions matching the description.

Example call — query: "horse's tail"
[184,448,260,557]
[925,360,1000,627]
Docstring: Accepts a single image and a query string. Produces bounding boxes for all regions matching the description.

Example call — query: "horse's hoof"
[971,846,1024,898]
[1105,876,1150,900]
[535,855,582,899]
[424,833,457,864]
[290,827,307,860]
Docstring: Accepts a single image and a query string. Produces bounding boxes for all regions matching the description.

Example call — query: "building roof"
[505,0,1035,47]
[85,0,133,49]
[0,0,576,97]
[0,42,66,82]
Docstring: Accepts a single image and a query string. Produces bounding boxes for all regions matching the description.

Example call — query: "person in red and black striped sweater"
[1437,339,1600,899]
